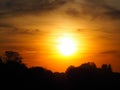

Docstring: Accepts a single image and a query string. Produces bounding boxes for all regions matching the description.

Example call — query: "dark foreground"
[0,51,120,89]
[0,62,120,89]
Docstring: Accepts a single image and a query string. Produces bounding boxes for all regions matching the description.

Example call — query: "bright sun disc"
[58,36,77,56]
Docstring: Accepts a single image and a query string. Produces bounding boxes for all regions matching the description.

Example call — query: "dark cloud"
[101,7,120,20]
[97,28,120,34]
[0,39,10,43]
[104,8,120,19]
[66,0,120,20]
[0,23,13,28]
[0,0,66,17]
[100,50,120,58]
[0,23,42,35]
[12,29,41,35]
[66,8,80,17]
[0,0,120,19]
[97,35,112,40]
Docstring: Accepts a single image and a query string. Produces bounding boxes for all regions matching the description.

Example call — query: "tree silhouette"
[4,51,22,63]
[0,56,2,64]
[108,64,112,72]
[0,51,120,89]
[102,64,112,73]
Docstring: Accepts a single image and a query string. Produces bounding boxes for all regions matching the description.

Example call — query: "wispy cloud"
[0,0,120,19]
[100,50,120,58]
[101,50,120,54]
[0,0,66,17]
[0,23,42,35]
[65,0,120,20]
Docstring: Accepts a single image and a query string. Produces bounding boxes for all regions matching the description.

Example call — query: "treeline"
[0,51,120,89]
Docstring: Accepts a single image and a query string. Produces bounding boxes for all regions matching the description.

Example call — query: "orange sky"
[0,0,120,72]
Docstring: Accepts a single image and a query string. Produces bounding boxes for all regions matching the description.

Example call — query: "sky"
[0,0,120,72]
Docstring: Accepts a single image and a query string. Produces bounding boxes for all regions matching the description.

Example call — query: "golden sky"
[0,0,120,72]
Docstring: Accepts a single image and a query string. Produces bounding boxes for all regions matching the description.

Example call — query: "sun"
[57,36,77,56]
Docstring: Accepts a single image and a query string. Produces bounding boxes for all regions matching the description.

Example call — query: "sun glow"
[57,35,77,56]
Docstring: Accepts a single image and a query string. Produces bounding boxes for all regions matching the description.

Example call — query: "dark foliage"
[0,51,120,89]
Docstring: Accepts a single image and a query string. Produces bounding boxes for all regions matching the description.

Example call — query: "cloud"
[0,23,13,28]
[0,0,120,35]
[0,0,120,20]
[65,0,120,20]
[100,50,120,58]
[104,8,120,19]
[0,0,66,17]
[0,23,42,35]
[0,39,11,43]
[101,50,120,54]
[66,8,80,17]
